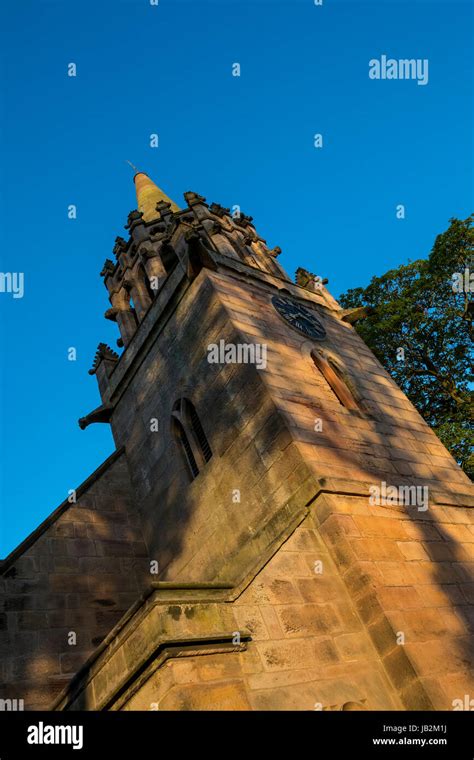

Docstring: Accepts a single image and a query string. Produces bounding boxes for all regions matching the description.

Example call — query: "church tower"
[1,172,473,712]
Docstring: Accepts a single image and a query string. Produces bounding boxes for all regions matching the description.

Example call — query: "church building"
[1,173,473,711]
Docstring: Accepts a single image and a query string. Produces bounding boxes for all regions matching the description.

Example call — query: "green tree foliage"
[339,216,473,479]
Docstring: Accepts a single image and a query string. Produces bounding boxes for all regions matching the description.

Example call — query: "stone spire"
[133,171,180,221]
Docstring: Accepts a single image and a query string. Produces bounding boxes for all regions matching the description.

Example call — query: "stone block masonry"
[2,178,473,712]
[0,450,149,710]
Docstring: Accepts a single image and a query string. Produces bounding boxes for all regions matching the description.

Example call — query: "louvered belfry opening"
[174,418,200,478]
[172,398,213,480]
[310,349,360,413]
[189,404,212,462]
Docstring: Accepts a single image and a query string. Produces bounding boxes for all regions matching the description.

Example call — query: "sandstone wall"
[208,269,474,709]
[119,518,400,711]
[313,492,474,710]
[209,269,471,494]
[107,271,317,584]
[9,260,471,713]
[55,499,473,712]
[0,450,149,710]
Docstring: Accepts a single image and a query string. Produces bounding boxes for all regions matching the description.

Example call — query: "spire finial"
[126,160,140,174]
[132,169,180,220]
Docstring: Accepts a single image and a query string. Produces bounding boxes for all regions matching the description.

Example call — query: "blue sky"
[0,0,472,556]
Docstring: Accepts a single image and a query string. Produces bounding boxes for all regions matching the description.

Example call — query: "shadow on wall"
[0,280,472,710]
[0,453,150,710]
[114,283,474,709]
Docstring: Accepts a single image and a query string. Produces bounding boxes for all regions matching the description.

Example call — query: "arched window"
[129,296,139,327]
[310,350,360,413]
[139,264,156,303]
[189,403,212,462]
[172,399,212,480]
[160,241,179,274]
[174,417,199,478]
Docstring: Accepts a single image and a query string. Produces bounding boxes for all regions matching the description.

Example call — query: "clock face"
[271,295,327,341]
